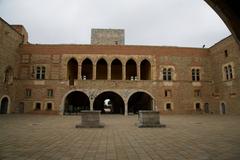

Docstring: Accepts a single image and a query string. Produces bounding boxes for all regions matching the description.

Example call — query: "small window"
[26,89,32,97]
[166,103,172,111]
[164,90,172,97]
[223,64,234,81]
[46,103,52,111]
[224,50,228,57]
[195,103,201,112]
[47,89,54,97]
[194,90,201,97]
[35,103,41,111]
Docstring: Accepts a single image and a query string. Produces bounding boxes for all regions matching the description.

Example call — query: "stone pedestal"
[76,110,104,128]
[137,110,166,128]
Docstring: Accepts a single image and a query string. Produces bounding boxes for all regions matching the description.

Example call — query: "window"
[46,103,52,111]
[47,89,54,97]
[26,89,32,97]
[35,103,41,111]
[223,64,234,80]
[195,103,201,112]
[224,50,228,57]
[36,66,46,80]
[164,90,172,97]
[192,68,200,81]
[4,67,13,84]
[166,103,172,111]
[194,90,201,97]
[163,68,172,81]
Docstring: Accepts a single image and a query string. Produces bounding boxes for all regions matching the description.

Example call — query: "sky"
[0,0,231,47]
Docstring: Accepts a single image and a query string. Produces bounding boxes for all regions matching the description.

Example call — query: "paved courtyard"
[0,114,240,160]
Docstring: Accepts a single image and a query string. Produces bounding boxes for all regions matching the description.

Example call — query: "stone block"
[76,110,104,128]
[137,110,166,128]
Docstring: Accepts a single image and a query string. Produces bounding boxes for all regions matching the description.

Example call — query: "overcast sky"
[0,0,231,47]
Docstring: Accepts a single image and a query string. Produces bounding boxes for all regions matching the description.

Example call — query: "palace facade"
[0,17,239,115]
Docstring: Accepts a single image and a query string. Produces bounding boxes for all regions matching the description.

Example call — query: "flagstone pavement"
[0,114,240,160]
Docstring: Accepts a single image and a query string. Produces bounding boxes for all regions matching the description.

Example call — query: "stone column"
[122,65,126,80]
[124,101,128,116]
[93,64,96,80]
[90,100,94,111]
[137,64,141,80]
[108,64,111,80]
[78,65,82,80]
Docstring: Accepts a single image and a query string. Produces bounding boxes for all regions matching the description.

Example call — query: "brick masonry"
[0,17,239,115]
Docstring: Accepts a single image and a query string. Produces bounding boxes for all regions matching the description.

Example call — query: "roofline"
[22,43,208,50]
[0,17,23,37]
[209,35,232,48]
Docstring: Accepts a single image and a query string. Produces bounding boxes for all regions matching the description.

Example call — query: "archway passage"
[67,58,78,85]
[93,92,125,114]
[96,59,107,80]
[126,59,137,80]
[64,91,90,114]
[128,92,153,114]
[81,58,93,80]
[220,103,226,114]
[111,59,122,80]
[0,97,9,114]
[140,59,151,80]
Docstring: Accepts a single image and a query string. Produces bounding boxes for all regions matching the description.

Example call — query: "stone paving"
[0,114,240,160]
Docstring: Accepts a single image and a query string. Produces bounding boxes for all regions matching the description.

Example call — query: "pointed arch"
[81,58,93,80]
[111,58,122,80]
[96,58,107,80]
[140,59,151,80]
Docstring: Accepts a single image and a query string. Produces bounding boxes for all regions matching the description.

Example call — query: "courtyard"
[0,114,240,160]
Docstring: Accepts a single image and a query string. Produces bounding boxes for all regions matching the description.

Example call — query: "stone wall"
[209,36,240,114]
[0,18,23,113]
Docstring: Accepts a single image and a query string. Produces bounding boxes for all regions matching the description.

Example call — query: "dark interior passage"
[93,92,125,114]
[126,59,137,80]
[0,97,8,114]
[128,92,153,114]
[140,59,151,80]
[81,58,93,80]
[67,58,78,85]
[96,59,107,80]
[64,91,90,114]
[111,59,122,80]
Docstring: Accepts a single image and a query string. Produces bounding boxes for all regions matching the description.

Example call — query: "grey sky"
[0,0,231,47]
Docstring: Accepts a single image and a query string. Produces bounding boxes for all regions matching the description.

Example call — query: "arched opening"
[4,67,14,85]
[67,58,78,85]
[64,91,90,115]
[81,58,93,80]
[126,59,137,80]
[0,97,9,114]
[140,59,151,80]
[128,92,153,114]
[111,59,122,80]
[96,58,107,80]
[93,92,124,114]
[220,102,226,114]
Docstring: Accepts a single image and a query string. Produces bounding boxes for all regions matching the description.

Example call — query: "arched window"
[81,58,93,80]
[140,59,151,80]
[96,58,107,80]
[4,67,14,84]
[126,59,137,80]
[67,58,78,85]
[111,59,122,80]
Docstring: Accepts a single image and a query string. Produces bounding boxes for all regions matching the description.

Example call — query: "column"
[108,64,111,80]
[137,64,140,80]
[78,65,82,80]
[93,64,96,80]
[124,101,128,116]
[90,100,94,111]
[122,65,126,80]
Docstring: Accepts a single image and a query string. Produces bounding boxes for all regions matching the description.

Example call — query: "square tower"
[91,29,125,45]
